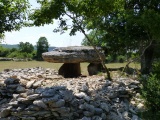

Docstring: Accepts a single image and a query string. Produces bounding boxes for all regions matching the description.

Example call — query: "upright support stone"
[58,63,81,78]
[87,63,104,76]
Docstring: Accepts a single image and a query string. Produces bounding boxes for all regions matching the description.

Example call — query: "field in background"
[0,61,140,75]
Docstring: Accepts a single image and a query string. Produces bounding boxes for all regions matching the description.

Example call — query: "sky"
[2,0,85,47]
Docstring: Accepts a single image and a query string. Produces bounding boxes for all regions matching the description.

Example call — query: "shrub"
[10,48,18,52]
[7,51,33,59]
[106,55,114,63]
[7,51,19,58]
[117,55,126,63]
[141,62,160,111]
[0,46,10,57]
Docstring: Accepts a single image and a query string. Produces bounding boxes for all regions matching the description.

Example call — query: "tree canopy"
[19,42,34,53]
[29,0,119,35]
[30,0,160,74]
[36,37,49,61]
[83,0,160,50]
[82,0,160,74]
[0,0,30,38]
[30,0,122,79]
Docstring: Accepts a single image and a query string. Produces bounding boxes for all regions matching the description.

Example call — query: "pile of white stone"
[0,67,144,120]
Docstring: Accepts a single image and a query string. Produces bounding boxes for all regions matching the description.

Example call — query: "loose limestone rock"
[0,67,143,120]
[33,100,48,109]
[16,86,26,93]
[0,108,11,118]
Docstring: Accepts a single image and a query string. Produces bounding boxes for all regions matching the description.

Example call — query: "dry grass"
[0,61,140,75]
[0,61,89,75]
[106,62,140,69]
[0,61,62,71]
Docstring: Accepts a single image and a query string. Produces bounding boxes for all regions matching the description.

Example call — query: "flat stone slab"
[42,46,105,63]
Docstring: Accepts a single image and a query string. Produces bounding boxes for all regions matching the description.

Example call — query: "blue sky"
[2,0,85,47]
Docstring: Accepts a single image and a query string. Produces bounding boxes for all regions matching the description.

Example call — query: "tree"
[82,0,160,74]
[19,42,34,53]
[0,0,30,39]
[36,37,49,61]
[123,0,160,74]
[29,0,121,80]
[0,46,10,57]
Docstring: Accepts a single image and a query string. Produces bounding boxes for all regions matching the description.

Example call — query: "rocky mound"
[0,67,144,120]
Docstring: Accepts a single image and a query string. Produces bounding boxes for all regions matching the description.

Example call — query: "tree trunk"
[65,13,112,80]
[141,41,155,74]
[79,27,112,80]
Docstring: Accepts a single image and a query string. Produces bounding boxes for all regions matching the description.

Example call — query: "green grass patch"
[0,61,140,75]
[0,61,62,71]
[0,61,89,75]
[106,62,140,69]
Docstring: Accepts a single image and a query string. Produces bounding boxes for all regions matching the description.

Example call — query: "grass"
[0,61,62,71]
[0,61,89,75]
[106,62,140,69]
[0,61,140,75]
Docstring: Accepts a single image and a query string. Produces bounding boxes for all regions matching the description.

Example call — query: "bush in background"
[106,55,114,63]
[106,55,127,63]
[0,46,10,57]
[117,55,126,63]
[7,51,33,59]
[1,42,36,60]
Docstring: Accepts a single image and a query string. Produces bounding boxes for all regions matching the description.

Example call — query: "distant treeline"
[1,44,56,51]
[0,37,54,61]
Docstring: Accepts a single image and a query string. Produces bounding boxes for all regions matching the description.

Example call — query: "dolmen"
[42,46,105,78]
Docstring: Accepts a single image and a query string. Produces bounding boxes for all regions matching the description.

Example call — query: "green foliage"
[141,62,160,111]
[0,0,30,34]
[7,51,17,58]
[0,46,10,57]
[106,55,127,63]
[117,55,126,63]
[18,42,34,53]
[106,55,114,63]
[139,110,160,120]
[7,51,33,59]
[30,0,160,77]
[29,0,124,80]
[81,0,160,74]
[10,48,18,53]
[36,37,49,61]
[0,42,35,59]
[29,0,118,36]
[82,0,160,54]
[0,33,5,40]
[81,30,106,46]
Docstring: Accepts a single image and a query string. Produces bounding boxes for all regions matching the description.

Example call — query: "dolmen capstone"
[42,46,105,78]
